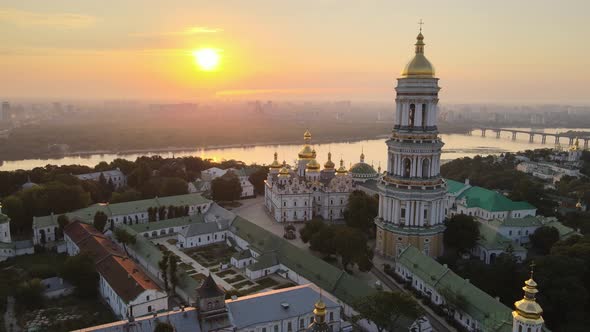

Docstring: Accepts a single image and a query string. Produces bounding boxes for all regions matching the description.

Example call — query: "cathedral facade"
[375,30,446,258]
[264,131,354,223]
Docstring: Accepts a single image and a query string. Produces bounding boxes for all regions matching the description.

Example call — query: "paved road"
[371,267,455,332]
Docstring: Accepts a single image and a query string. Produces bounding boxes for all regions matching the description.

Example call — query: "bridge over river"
[470,128,589,148]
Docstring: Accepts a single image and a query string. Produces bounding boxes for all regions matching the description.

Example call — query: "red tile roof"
[96,255,161,303]
[64,221,104,244]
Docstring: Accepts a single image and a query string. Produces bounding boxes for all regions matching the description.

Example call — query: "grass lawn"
[217,269,235,278]
[225,275,245,284]
[233,280,255,289]
[184,244,236,268]
[255,277,279,288]
[178,263,193,271]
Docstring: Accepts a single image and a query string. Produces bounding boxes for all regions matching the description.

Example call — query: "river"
[1,127,588,171]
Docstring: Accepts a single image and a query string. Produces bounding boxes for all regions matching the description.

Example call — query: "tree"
[211,176,242,202]
[154,322,174,332]
[15,278,44,310]
[114,227,136,255]
[160,177,188,196]
[444,214,480,252]
[2,195,26,234]
[93,211,108,232]
[248,167,269,194]
[344,190,378,234]
[168,255,179,294]
[530,226,560,255]
[354,291,423,332]
[57,214,70,240]
[299,219,326,243]
[332,226,373,272]
[158,253,170,292]
[110,189,142,204]
[61,253,99,298]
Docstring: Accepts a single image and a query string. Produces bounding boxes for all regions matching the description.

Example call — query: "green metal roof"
[477,223,526,252]
[33,193,210,229]
[457,186,535,212]
[398,246,513,331]
[230,216,376,305]
[543,220,579,239]
[497,216,542,228]
[349,162,377,175]
[445,179,468,194]
[128,214,204,233]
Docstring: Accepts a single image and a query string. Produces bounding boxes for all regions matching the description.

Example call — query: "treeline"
[0,156,265,238]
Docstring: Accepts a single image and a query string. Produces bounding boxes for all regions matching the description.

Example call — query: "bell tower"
[375,27,446,258]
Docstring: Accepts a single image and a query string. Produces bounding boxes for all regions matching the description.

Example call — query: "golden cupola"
[269,152,282,170]
[401,31,435,78]
[278,161,290,177]
[336,158,348,175]
[298,130,315,160]
[324,152,335,169]
[306,158,321,171]
[513,264,544,327]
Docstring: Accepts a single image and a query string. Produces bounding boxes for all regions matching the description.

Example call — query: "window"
[403,158,411,178]
[423,209,428,219]
[146,295,150,301]
[148,305,152,312]
[329,312,334,321]
[262,328,267,332]
[283,202,286,207]
[299,319,304,329]
[421,104,427,127]
[409,104,416,127]
[294,201,297,206]
[401,208,406,219]
[274,326,279,332]
[287,322,292,332]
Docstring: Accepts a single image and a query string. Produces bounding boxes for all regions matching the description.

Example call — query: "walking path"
[371,255,456,332]
[4,296,20,332]
[153,238,233,290]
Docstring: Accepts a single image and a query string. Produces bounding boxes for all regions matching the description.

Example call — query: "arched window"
[409,104,416,128]
[403,158,411,178]
[421,104,427,128]
[422,158,430,178]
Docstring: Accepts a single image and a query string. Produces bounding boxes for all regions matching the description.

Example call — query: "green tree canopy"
[93,211,108,232]
[344,190,378,234]
[530,226,560,255]
[443,214,480,252]
[211,175,242,202]
[60,253,99,298]
[354,291,423,332]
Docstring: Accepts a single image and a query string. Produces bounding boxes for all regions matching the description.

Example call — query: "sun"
[193,48,220,71]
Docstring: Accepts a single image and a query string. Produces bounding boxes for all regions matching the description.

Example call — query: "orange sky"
[1,0,589,103]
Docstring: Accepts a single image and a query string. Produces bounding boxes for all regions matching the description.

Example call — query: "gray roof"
[226,285,338,329]
[180,219,229,238]
[74,308,202,332]
[41,277,74,293]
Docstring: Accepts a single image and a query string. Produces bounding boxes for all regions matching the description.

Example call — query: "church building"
[375,29,446,258]
[264,131,354,222]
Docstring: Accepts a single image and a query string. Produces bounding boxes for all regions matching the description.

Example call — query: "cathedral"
[264,130,355,222]
[375,29,446,258]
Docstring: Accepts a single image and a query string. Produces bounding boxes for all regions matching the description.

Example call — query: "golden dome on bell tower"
[513,262,544,329]
[401,25,435,78]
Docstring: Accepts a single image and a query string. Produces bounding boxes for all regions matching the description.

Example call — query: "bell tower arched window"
[421,104,427,128]
[409,104,416,128]
[422,158,430,178]
[403,158,411,178]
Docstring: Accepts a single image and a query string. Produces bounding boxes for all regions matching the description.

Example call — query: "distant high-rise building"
[1,102,10,121]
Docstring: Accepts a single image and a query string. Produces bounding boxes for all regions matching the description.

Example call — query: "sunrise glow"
[193,48,220,71]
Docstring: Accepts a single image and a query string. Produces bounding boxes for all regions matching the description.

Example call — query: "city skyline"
[2,0,590,103]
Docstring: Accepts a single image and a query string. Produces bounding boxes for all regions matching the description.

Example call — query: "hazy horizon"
[2,0,590,103]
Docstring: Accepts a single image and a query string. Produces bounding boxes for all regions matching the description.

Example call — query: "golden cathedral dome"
[278,161,290,177]
[324,152,335,169]
[306,159,321,171]
[298,145,315,159]
[269,152,282,169]
[401,32,435,78]
[336,158,348,175]
[513,264,544,326]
